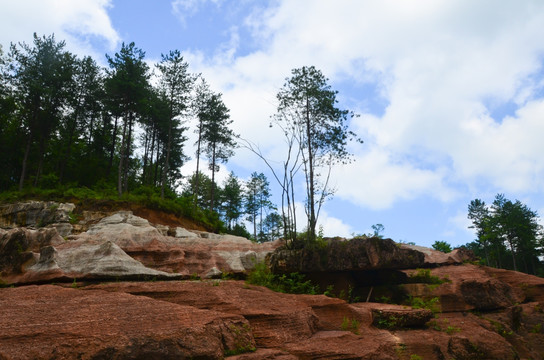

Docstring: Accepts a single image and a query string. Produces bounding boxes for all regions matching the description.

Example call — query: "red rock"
[0,284,255,360]
[86,280,319,348]
[400,244,476,266]
[402,264,531,312]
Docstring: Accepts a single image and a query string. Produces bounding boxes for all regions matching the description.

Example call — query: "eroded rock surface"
[0,205,281,284]
[1,201,544,359]
[3,280,542,360]
[0,284,255,360]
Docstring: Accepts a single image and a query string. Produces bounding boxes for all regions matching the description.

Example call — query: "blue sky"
[2,0,544,247]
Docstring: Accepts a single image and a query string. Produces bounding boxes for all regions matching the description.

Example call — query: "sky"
[2,0,544,248]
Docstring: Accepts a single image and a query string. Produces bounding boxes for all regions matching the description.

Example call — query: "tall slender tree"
[221,172,244,230]
[155,50,194,198]
[192,78,211,208]
[105,42,150,196]
[200,92,236,211]
[58,55,104,184]
[274,66,360,242]
[245,172,274,241]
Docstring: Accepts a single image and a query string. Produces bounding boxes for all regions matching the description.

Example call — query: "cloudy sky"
[2,0,544,247]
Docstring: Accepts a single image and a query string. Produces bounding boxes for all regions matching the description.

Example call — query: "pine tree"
[274,66,360,243]
[200,92,236,212]
[105,42,150,195]
[155,50,194,198]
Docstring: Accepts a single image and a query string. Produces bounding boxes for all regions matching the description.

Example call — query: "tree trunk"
[210,142,216,212]
[19,134,33,191]
[153,142,160,187]
[142,123,150,185]
[193,121,203,209]
[305,95,316,242]
[33,136,46,187]
[59,110,79,183]
[118,115,128,197]
[123,112,133,193]
[107,116,119,178]
[508,239,517,271]
[161,114,173,199]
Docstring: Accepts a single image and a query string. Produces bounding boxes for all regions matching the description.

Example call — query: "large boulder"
[0,227,64,280]
[400,265,535,312]
[0,201,75,236]
[268,237,425,274]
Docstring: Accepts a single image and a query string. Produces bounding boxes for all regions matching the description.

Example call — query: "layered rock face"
[1,202,280,284]
[1,278,543,359]
[1,201,544,359]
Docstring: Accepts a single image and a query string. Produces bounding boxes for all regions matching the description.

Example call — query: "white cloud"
[446,211,475,246]
[186,0,544,211]
[171,0,223,26]
[333,147,456,210]
[317,210,353,238]
[0,0,120,59]
[5,0,544,216]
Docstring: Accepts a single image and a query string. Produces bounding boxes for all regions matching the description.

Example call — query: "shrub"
[407,296,441,314]
[408,268,449,285]
[246,261,318,295]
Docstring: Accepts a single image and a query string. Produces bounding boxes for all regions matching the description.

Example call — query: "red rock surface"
[0,284,255,359]
[2,202,544,359]
[1,276,544,359]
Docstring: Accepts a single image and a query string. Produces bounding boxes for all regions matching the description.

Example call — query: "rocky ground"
[1,201,544,359]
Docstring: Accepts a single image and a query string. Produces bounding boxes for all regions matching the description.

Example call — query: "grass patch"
[407,268,450,285]
[246,262,318,295]
[341,316,360,334]
[407,296,441,314]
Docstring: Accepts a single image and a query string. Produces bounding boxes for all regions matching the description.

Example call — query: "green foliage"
[245,172,275,242]
[375,312,400,329]
[530,323,542,333]
[408,268,449,285]
[273,65,361,244]
[445,325,461,334]
[467,194,543,275]
[224,323,256,356]
[407,296,441,314]
[432,240,452,253]
[487,318,514,338]
[246,261,318,295]
[324,285,335,297]
[340,317,360,334]
[409,355,423,360]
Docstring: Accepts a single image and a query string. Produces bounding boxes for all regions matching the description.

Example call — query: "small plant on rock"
[446,325,461,334]
[341,316,360,335]
[530,323,542,333]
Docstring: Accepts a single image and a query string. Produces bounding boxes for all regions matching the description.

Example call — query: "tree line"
[0,34,234,200]
[466,194,544,276]
[0,33,360,244]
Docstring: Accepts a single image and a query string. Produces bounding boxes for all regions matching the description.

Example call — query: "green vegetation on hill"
[0,185,225,233]
[467,194,544,276]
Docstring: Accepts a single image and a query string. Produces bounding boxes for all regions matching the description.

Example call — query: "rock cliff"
[1,201,543,359]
